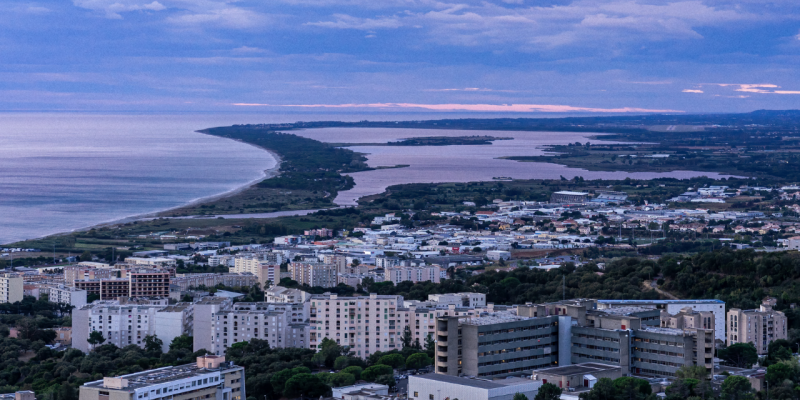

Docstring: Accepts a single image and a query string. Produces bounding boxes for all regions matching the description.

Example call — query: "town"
[1,185,799,400]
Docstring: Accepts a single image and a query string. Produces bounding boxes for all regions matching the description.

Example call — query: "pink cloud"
[233,102,682,113]
[682,89,703,93]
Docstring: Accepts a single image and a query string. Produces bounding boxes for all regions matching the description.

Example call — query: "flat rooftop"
[83,363,236,391]
[600,306,657,315]
[411,374,533,389]
[639,327,686,335]
[598,299,724,305]
[534,363,620,376]
[464,312,530,325]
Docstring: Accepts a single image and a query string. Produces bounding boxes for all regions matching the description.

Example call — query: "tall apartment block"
[727,297,787,354]
[64,265,118,286]
[385,266,441,284]
[79,356,244,400]
[210,302,309,355]
[171,273,257,292]
[231,256,279,287]
[288,262,337,288]
[0,273,23,304]
[73,298,192,352]
[48,285,87,308]
[74,268,170,300]
[193,297,233,353]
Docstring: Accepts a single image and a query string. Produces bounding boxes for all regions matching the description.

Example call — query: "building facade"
[211,302,309,354]
[0,274,23,304]
[727,297,788,354]
[48,285,87,308]
[385,266,441,285]
[288,262,337,288]
[79,356,243,400]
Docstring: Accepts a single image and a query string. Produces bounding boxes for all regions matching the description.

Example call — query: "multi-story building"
[64,265,117,286]
[309,293,403,357]
[597,299,726,341]
[428,293,486,308]
[73,268,170,300]
[435,311,563,377]
[265,287,310,303]
[129,270,170,298]
[0,273,23,304]
[211,302,309,354]
[231,256,279,287]
[193,297,233,353]
[123,257,176,267]
[385,266,441,285]
[172,273,257,292]
[727,297,788,354]
[289,262,337,288]
[79,356,244,400]
[48,285,87,308]
[322,254,348,273]
[72,298,191,352]
[435,299,714,379]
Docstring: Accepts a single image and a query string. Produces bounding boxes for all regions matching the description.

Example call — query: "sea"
[0,112,734,245]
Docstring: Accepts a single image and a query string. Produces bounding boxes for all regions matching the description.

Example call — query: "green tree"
[144,335,164,354]
[402,326,413,348]
[57,381,78,400]
[513,394,529,400]
[675,365,708,380]
[374,374,397,390]
[719,343,758,368]
[579,378,616,400]
[283,373,331,398]
[327,372,356,387]
[334,355,350,371]
[362,365,393,382]
[766,361,794,385]
[720,376,754,400]
[271,367,311,397]
[534,383,561,400]
[87,331,105,349]
[80,251,93,262]
[613,377,651,400]
[342,366,363,380]
[169,335,193,352]
[424,334,435,357]
[405,353,432,370]
[378,353,405,369]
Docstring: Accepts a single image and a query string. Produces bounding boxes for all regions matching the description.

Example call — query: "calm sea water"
[0,113,280,244]
[291,127,736,205]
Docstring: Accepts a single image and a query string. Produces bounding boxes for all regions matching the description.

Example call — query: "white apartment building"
[193,297,233,353]
[48,285,87,308]
[597,299,727,342]
[289,262,337,288]
[171,273,257,292]
[0,273,23,304]
[80,356,244,400]
[72,298,192,352]
[727,297,788,354]
[211,302,309,355]
[428,293,487,308]
[385,266,441,285]
[124,257,177,267]
[309,293,404,357]
[265,286,309,303]
[322,254,348,273]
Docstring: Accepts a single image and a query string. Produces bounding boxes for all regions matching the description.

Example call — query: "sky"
[2,0,800,114]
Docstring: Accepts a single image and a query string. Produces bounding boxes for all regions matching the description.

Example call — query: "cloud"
[73,0,165,18]
[682,89,704,93]
[424,87,522,92]
[712,83,800,94]
[233,102,682,113]
[306,14,402,29]
[167,7,268,29]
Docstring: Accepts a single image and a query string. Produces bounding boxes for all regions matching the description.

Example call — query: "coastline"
[5,132,283,244]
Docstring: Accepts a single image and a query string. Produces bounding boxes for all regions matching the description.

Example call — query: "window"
[429,395,434,400]
[413,393,418,397]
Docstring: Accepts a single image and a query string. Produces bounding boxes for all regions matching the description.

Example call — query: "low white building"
[48,285,87,308]
[486,250,511,261]
[409,374,540,400]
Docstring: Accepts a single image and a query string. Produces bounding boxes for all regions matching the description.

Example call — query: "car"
[568,388,576,392]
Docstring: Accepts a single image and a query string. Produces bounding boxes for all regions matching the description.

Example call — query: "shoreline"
[86,136,283,227]
[4,132,283,245]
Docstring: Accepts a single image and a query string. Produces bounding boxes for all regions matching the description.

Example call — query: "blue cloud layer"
[1,0,799,112]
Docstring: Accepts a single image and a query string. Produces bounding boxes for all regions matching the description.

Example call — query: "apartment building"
[0,273,23,304]
[211,302,309,355]
[124,257,177,267]
[79,356,244,400]
[727,297,788,354]
[322,254,347,273]
[72,298,191,352]
[265,286,309,303]
[597,299,726,341]
[385,266,441,285]
[193,297,234,353]
[428,293,486,308]
[74,268,170,300]
[48,285,87,308]
[230,256,279,287]
[172,273,257,292]
[289,262,337,288]
[309,293,404,357]
[64,265,118,286]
